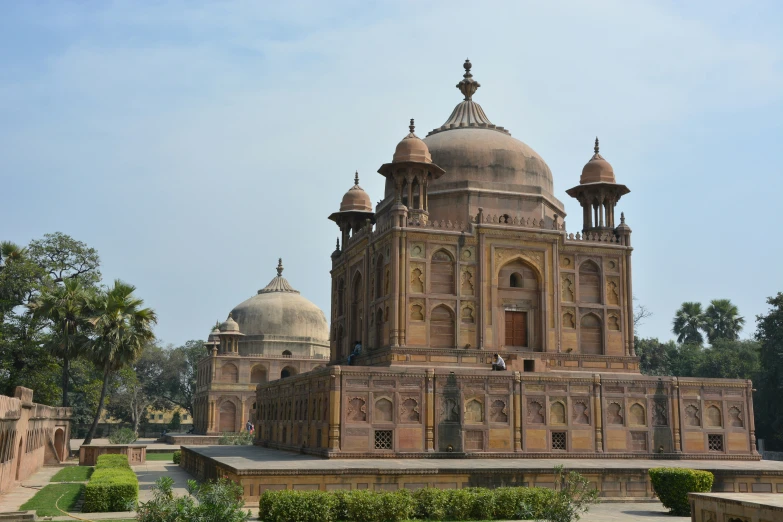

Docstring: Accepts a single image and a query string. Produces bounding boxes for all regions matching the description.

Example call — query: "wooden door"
[504,311,527,346]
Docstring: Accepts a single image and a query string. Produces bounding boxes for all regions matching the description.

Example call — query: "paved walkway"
[70,437,177,451]
[0,466,61,513]
[582,502,688,521]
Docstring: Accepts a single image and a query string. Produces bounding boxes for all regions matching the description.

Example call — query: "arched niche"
[281,366,297,379]
[221,363,239,383]
[430,250,455,294]
[219,400,237,433]
[498,258,541,350]
[579,313,603,355]
[250,365,267,384]
[430,304,455,348]
[578,260,601,304]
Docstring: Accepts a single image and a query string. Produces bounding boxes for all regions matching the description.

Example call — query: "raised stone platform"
[163,434,222,445]
[690,492,783,521]
[180,445,783,504]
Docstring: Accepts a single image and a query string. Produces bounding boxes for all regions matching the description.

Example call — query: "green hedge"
[649,467,714,516]
[173,450,181,464]
[96,454,131,469]
[259,486,557,521]
[83,455,138,512]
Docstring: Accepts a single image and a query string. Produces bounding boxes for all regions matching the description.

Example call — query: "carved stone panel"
[729,404,744,428]
[604,258,619,272]
[400,397,420,423]
[460,267,474,296]
[374,397,393,423]
[572,400,590,425]
[704,403,722,427]
[527,399,545,424]
[461,247,474,261]
[629,402,646,426]
[684,402,701,427]
[410,263,425,293]
[606,277,620,306]
[465,399,484,424]
[346,396,367,422]
[461,305,475,324]
[607,402,623,425]
[561,275,575,302]
[410,243,425,259]
[559,254,574,270]
[550,400,567,425]
[441,397,460,423]
[562,308,576,329]
[489,399,508,423]
[410,298,425,321]
[607,313,621,331]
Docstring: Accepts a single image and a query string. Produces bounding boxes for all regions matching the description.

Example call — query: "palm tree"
[703,299,745,343]
[28,278,93,407]
[83,280,157,445]
[672,302,705,345]
[0,241,25,268]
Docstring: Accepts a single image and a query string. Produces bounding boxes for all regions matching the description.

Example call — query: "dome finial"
[409,118,415,134]
[594,137,600,155]
[277,258,283,277]
[620,212,626,225]
[456,58,480,101]
[354,171,359,186]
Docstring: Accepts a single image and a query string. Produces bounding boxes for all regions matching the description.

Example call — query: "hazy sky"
[2,1,782,346]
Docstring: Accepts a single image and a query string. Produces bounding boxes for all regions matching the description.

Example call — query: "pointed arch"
[431,249,455,294]
[578,260,601,303]
[497,256,543,288]
[430,304,455,348]
[221,363,238,383]
[579,313,603,354]
[281,366,297,379]
[374,307,384,350]
[250,365,267,384]
[375,254,384,300]
[219,399,238,433]
[351,271,363,346]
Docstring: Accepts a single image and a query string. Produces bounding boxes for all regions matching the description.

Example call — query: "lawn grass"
[20,483,83,516]
[146,452,175,461]
[51,465,93,482]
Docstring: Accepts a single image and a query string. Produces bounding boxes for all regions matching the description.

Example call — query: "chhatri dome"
[339,172,373,213]
[229,259,330,351]
[580,137,616,184]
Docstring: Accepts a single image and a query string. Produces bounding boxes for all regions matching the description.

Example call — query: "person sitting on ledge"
[491,353,506,371]
[348,341,362,365]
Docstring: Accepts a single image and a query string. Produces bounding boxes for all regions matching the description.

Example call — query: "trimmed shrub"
[344,490,415,522]
[96,454,131,469]
[82,467,138,512]
[173,450,181,464]
[219,431,254,445]
[492,486,557,520]
[649,467,714,516]
[108,427,137,444]
[260,490,336,522]
[412,488,447,520]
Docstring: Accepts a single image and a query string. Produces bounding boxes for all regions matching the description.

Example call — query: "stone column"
[208,400,215,433]
[328,368,342,451]
[476,208,485,349]
[672,377,682,453]
[391,227,400,347]
[426,369,435,452]
[593,374,603,452]
[240,398,247,432]
[513,371,522,452]
[747,380,758,454]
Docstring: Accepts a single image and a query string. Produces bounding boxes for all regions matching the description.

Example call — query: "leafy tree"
[672,302,705,345]
[27,232,101,285]
[68,358,105,427]
[160,340,204,417]
[694,340,760,380]
[669,343,705,378]
[703,299,745,343]
[170,411,182,432]
[28,278,93,407]
[83,280,157,445]
[635,337,673,376]
[755,293,783,450]
[106,365,155,436]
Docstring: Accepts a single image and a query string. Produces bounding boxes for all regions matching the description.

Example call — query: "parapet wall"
[255,366,758,459]
[0,387,72,494]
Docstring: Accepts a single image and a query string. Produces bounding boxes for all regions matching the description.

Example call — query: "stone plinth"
[79,444,147,466]
[690,492,783,521]
[180,445,783,504]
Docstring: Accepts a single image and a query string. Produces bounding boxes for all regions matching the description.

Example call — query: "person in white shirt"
[492,353,506,371]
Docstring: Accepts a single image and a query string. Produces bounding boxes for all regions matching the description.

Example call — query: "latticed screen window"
[375,430,393,450]
[708,434,724,452]
[551,431,566,450]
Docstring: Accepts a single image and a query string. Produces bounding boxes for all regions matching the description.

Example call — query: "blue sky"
[2,1,782,346]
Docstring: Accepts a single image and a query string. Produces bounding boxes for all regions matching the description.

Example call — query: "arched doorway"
[54,428,65,462]
[219,401,237,433]
[281,366,297,379]
[580,313,603,354]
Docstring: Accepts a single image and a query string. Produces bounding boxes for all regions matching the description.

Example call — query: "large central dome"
[401,59,564,223]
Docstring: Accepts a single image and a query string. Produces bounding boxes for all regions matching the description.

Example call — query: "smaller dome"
[219,313,240,333]
[340,172,373,212]
[581,137,616,184]
[393,119,432,164]
[207,327,220,342]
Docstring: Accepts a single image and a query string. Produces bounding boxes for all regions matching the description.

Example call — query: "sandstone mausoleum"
[251,60,758,459]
